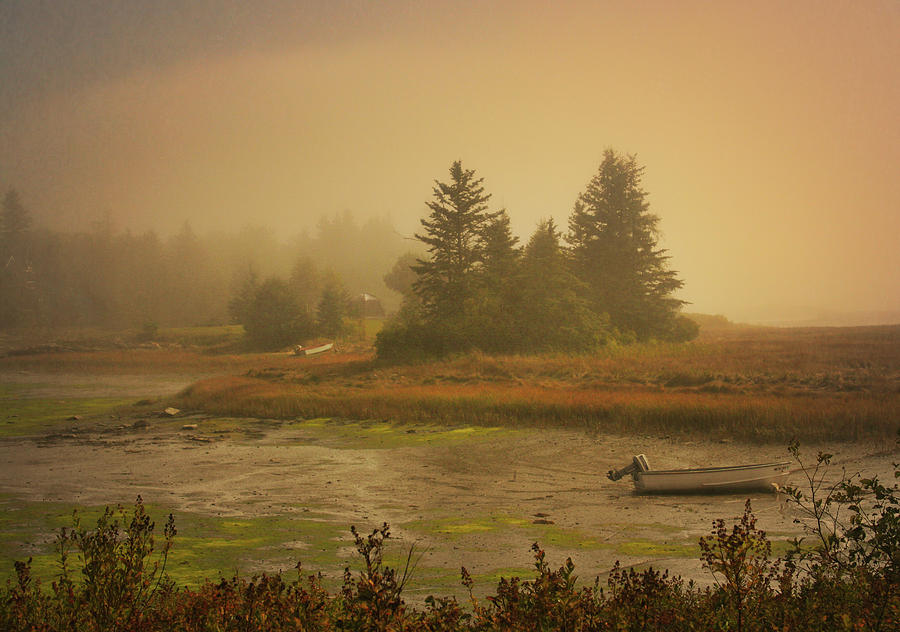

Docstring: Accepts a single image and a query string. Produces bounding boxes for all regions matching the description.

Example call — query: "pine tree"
[0,189,36,327]
[242,277,313,349]
[480,209,520,290]
[568,150,688,340]
[1,189,32,239]
[413,161,499,327]
[383,252,420,298]
[228,267,259,325]
[472,209,521,351]
[519,219,605,351]
[290,256,324,316]
[317,277,351,338]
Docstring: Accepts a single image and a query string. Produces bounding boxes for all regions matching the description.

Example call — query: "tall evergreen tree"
[1,189,32,238]
[472,209,521,351]
[228,267,260,326]
[479,209,520,290]
[568,149,688,340]
[242,277,313,349]
[0,189,35,327]
[165,221,211,326]
[383,252,420,298]
[317,277,351,338]
[290,256,324,316]
[519,219,605,351]
[413,161,499,326]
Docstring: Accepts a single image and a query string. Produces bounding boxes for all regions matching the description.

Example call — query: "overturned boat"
[607,454,790,493]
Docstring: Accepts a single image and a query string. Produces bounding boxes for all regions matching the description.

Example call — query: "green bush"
[242,278,315,350]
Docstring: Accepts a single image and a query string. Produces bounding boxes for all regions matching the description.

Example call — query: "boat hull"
[632,461,791,493]
[302,343,334,356]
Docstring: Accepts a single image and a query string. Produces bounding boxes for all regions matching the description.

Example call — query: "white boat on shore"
[607,454,791,493]
[294,342,334,357]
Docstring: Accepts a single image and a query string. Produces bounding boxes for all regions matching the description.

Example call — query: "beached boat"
[294,342,334,357]
[607,454,791,493]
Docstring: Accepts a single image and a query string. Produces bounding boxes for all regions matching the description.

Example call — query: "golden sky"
[1,0,898,323]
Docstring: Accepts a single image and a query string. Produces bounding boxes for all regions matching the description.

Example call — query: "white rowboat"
[607,454,790,493]
[294,342,334,357]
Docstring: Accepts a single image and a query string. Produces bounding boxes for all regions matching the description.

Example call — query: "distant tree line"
[376,150,698,360]
[0,193,405,339]
[2,151,696,354]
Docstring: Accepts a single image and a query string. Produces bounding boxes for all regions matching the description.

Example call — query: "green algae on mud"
[0,496,352,587]
[616,539,698,558]
[285,418,520,450]
[0,384,135,437]
[399,512,800,567]
[136,416,521,449]
[1,496,657,595]
[0,496,485,598]
[403,514,532,538]
[401,513,613,553]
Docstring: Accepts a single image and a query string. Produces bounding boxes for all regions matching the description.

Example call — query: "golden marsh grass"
[174,325,900,443]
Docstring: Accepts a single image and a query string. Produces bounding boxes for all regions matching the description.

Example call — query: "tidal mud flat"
[1,371,895,598]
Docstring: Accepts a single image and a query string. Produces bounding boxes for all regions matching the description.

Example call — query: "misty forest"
[0,192,403,340]
[2,150,698,355]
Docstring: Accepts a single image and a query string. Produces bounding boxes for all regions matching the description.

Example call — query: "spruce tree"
[472,209,521,351]
[242,277,313,349]
[519,219,605,351]
[290,256,324,316]
[413,161,499,329]
[228,267,259,326]
[1,189,32,238]
[480,209,520,286]
[568,149,688,340]
[317,277,351,338]
[0,189,35,327]
[383,252,420,298]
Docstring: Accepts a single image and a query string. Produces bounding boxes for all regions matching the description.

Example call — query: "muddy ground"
[1,371,897,600]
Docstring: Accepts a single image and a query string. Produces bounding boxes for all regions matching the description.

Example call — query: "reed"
[177,375,898,443]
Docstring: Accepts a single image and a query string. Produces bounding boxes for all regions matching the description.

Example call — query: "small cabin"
[355,292,385,318]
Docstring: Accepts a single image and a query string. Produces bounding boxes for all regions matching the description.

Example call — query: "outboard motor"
[607,454,650,481]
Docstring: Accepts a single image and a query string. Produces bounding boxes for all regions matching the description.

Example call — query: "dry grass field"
[169,325,900,443]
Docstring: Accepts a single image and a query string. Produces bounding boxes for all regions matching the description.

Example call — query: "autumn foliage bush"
[3,453,898,631]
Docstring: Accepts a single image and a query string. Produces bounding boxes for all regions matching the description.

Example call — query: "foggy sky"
[1,0,898,324]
